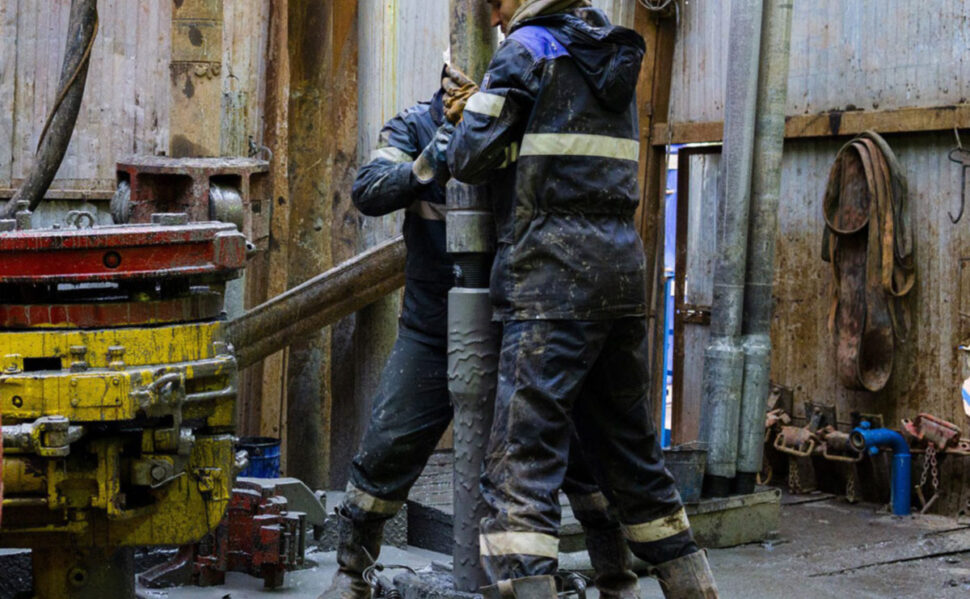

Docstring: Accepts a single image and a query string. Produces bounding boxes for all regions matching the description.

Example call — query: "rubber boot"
[317,510,385,599]
[650,550,719,599]
[480,575,558,599]
[586,527,641,598]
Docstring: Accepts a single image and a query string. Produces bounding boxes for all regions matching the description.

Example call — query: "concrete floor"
[144,495,970,599]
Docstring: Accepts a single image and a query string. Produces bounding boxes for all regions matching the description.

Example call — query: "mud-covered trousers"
[480,317,699,580]
[341,324,618,535]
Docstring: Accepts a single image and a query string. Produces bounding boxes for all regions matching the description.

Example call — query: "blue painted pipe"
[849,422,911,516]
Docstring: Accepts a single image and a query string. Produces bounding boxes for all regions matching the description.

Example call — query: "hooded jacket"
[448,8,647,320]
[352,91,453,344]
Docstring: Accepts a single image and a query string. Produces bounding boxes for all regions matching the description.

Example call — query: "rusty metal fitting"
[773,425,816,457]
[2,416,85,457]
[901,413,961,450]
[817,426,864,463]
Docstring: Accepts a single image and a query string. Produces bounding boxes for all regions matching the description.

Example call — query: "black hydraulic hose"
[1,0,98,219]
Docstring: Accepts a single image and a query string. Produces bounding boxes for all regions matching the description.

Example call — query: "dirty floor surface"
[146,494,970,599]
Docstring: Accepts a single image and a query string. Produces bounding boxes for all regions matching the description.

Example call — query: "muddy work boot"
[650,550,719,599]
[317,510,385,599]
[481,575,558,599]
[586,527,641,598]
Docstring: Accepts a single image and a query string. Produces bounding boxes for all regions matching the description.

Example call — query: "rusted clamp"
[821,444,864,463]
[774,426,816,457]
[947,438,970,456]
[902,414,960,450]
[818,426,864,463]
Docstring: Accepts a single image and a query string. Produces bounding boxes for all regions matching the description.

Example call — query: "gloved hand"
[442,63,479,124]
[412,122,455,187]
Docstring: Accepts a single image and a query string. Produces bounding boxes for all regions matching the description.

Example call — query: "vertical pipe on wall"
[700,0,764,497]
[735,0,793,495]
[447,0,497,591]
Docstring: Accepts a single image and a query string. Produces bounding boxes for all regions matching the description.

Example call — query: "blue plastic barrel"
[237,437,281,478]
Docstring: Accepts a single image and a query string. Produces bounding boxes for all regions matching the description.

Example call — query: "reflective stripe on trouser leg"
[479,520,561,582]
[480,531,560,559]
[622,507,698,564]
[344,483,405,518]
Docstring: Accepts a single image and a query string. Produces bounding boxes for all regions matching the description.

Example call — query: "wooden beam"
[633,6,678,436]
[283,0,359,490]
[169,0,223,157]
[653,104,970,145]
[257,0,291,461]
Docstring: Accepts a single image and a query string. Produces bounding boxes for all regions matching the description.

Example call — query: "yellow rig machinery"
[0,212,247,598]
[0,157,404,599]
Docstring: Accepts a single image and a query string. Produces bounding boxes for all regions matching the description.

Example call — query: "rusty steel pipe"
[226,237,405,369]
[700,0,765,497]
[736,0,794,494]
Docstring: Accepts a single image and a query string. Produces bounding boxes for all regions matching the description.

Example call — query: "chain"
[788,456,803,494]
[918,445,931,489]
[917,444,942,514]
[845,465,859,503]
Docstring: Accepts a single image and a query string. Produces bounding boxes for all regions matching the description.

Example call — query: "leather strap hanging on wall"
[822,131,915,392]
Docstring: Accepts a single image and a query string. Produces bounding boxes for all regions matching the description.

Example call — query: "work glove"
[442,63,479,124]
[412,122,455,187]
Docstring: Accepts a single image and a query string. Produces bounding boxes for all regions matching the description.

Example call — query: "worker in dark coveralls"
[319,73,642,598]
[447,1,720,597]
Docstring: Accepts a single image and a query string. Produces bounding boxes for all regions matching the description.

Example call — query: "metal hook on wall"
[948,128,970,224]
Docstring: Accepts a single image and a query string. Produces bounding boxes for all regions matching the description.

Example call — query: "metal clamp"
[821,443,863,463]
[774,426,816,457]
[2,416,85,457]
[902,414,960,450]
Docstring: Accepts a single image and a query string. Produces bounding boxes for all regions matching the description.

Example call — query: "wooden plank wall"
[665,0,970,437]
[0,0,269,196]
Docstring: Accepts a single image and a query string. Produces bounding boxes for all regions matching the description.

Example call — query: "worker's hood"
[508,0,592,30]
[520,8,646,112]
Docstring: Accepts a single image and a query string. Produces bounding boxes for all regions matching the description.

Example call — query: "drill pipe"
[700,0,765,497]
[226,237,405,369]
[448,0,498,591]
[736,0,794,495]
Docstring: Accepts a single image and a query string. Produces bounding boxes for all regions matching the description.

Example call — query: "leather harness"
[822,131,914,392]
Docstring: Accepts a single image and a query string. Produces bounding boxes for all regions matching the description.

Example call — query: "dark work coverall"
[448,8,699,580]
[344,91,617,540]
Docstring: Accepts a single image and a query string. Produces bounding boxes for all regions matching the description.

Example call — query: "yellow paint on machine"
[0,321,225,369]
[0,322,230,422]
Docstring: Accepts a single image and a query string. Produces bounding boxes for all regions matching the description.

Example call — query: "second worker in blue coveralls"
[448,0,720,597]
